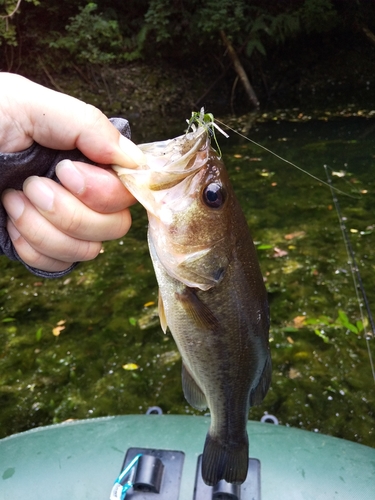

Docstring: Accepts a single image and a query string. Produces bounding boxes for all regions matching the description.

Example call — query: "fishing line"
[325,166,375,384]
[215,118,359,199]
[215,116,374,380]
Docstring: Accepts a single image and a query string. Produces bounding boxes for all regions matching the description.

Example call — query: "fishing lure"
[186,108,229,158]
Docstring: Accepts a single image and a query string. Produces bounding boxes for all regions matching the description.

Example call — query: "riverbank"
[26,32,375,143]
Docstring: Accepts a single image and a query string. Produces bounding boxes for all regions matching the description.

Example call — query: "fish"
[113,111,271,486]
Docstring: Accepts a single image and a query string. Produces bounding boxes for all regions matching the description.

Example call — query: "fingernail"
[117,135,146,168]
[23,176,54,211]
[7,220,21,241]
[56,160,85,194]
[2,189,25,221]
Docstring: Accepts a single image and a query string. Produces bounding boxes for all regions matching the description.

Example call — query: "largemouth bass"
[113,112,271,486]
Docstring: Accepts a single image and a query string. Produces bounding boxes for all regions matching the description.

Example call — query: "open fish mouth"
[112,118,213,214]
[113,109,228,193]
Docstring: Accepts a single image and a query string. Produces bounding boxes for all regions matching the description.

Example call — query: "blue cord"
[110,454,142,500]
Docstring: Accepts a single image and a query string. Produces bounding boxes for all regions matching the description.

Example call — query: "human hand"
[0,73,145,273]
[2,161,136,273]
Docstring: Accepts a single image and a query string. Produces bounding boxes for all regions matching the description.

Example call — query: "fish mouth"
[113,127,210,182]
[113,126,211,214]
[139,126,209,173]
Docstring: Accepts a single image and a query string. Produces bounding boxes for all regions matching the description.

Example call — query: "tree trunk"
[362,26,375,46]
[220,30,260,109]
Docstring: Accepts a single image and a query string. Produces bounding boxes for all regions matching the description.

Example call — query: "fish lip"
[113,127,210,177]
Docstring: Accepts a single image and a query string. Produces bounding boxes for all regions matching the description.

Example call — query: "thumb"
[0,73,146,168]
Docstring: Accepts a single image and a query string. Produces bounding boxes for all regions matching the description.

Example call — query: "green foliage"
[143,0,177,42]
[193,0,248,38]
[0,0,373,75]
[267,10,301,44]
[122,24,148,61]
[48,3,123,65]
[138,0,326,60]
[35,327,43,342]
[336,310,364,335]
[305,310,365,342]
[300,0,339,33]
[0,21,17,47]
[0,0,39,47]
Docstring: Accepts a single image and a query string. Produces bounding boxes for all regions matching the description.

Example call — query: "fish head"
[148,148,235,291]
[113,126,235,291]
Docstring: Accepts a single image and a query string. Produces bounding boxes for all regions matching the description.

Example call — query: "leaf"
[337,310,350,326]
[314,329,330,343]
[337,310,358,333]
[52,326,65,337]
[356,320,364,333]
[284,231,306,240]
[272,247,288,258]
[251,16,268,35]
[1,317,15,323]
[129,317,137,326]
[257,244,273,250]
[346,323,359,334]
[122,363,139,371]
[35,328,42,342]
[305,316,331,326]
[246,38,267,57]
[293,315,306,328]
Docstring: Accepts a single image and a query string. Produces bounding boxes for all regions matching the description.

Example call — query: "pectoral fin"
[158,289,168,334]
[176,252,228,291]
[175,287,220,331]
[182,362,207,410]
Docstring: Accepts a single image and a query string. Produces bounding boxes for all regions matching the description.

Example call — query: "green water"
[1,116,374,447]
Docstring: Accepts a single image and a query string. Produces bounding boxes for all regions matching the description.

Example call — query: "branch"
[220,30,260,109]
[362,26,375,46]
[38,57,65,93]
[0,0,22,19]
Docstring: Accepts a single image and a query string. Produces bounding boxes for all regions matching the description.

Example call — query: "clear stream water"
[1,115,374,448]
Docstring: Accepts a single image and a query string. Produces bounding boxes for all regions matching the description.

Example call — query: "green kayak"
[0,415,374,499]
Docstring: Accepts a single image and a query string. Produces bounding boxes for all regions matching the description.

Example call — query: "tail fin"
[201,432,249,486]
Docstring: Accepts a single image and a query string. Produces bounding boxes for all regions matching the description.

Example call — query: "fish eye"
[203,183,225,208]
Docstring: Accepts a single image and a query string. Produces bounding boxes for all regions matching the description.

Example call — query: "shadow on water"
[0,116,374,447]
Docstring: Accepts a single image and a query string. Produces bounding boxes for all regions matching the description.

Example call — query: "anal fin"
[182,362,207,411]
